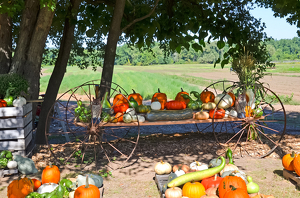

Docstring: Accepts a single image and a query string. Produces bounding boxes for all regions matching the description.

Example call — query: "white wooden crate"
[0,103,34,156]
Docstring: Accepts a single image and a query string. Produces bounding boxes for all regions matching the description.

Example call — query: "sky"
[250,7,299,40]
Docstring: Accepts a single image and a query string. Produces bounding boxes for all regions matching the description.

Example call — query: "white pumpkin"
[220,163,239,175]
[202,102,216,110]
[137,115,145,123]
[123,113,132,123]
[151,101,161,110]
[224,110,230,118]
[175,169,185,177]
[126,108,136,116]
[7,161,18,169]
[190,161,209,171]
[13,97,27,107]
[214,94,233,109]
[131,115,138,122]
[37,183,59,194]
[229,109,238,118]
[154,160,172,175]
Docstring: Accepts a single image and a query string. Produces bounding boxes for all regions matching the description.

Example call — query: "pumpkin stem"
[49,162,52,168]
[85,175,89,188]
[132,89,136,94]
[160,160,164,164]
[181,88,184,92]
[292,151,295,158]
[172,183,175,189]
[229,185,237,191]
[191,179,195,184]
[158,88,161,93]
[214,174,217,181]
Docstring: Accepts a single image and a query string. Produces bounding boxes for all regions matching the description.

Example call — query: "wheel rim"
[212,82,286,158]
[45,83,140,169]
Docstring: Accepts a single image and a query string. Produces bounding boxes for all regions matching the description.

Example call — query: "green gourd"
[247,176,260,194]
[162,173,178,193]
[135,105,151,113]
[102,91,111,108]
[13,155,38,175]
[190,91,203,108]
[168,156,225,187]
[208,158,222,167]
[181,94,199,110]
[129,97,138,109]
[226,147,234,165]
[146,109,193,122]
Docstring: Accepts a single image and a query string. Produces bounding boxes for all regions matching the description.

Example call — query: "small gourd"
[7,160,18,169]
[13,96,26,107]
[13,155,38,175]
[229,109,238,118]
[194,111,209,120]
[165,185,182,198]
[37,183,59,194]
[123,113,132,123]
[190,161,209,171]
[202,102,216,110]
[137,115,145,123]
[247,176,259,194]
[174,169,185,177]
[151,98,161,110]
[154,160,172,175]
[220,163,239,175]
[208,158,222,168]
[126,108,136,116]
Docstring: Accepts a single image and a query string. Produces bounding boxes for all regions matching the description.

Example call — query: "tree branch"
[121,0,160,33]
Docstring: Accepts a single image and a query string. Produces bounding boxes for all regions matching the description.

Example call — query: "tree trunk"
[99,0,126,98]
[0,13,12,74]
[36,0,81,144]
[10,0,40,75]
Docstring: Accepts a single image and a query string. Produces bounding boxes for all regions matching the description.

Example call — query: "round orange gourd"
[41,163,60,184]
[182,181,206,198]
[223,185,249,198]
[113,92,128,106]
[128,89,143,105]
[175,88,190,104]
[75,176,100,198]
[7,177,34,198]
[217,176,247,198]
[200,90,215,103]
[115,112,124,122]
[151,88,167,110]
[293,153,300,176]
[31,178,42,191]
[282,151,296,171]
[227,92,236,107]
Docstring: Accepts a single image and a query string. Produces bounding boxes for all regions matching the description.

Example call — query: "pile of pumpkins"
[101,87,263,124]
[282,151,300,176]
[154,153,274,198]
[7,162,103,198]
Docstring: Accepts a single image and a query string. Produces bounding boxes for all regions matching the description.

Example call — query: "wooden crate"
[283,169,300,188]
[0,103,34,156]
[154,174,170,198]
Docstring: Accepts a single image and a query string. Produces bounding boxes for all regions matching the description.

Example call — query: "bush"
[0,74,29,99]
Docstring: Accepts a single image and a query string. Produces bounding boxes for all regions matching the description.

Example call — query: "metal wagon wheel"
[211,82,286,158]
[45,82,140,169]
[194,80,237,133]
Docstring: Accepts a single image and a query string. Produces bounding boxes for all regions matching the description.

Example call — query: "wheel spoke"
[255,123,282,134]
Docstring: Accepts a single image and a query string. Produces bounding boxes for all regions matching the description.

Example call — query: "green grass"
[267,63,300,73]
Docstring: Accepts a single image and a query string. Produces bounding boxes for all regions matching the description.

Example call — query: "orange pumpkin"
[7,177,34,198]
[182,181,206,198]
[0,99,7,107]
[42,163,61,184]
[113,92,128,106]
[128,89,143,105]
[200,90,215,103]
[227,92,236,107]
[293,153,300,176]
[165,101,186,110]
[209,108,225,119]
[201,174,223,190]
[151,88,167,110]
[282,151,296,171]
[218,176,247,198]
[115,112,124,122]
[223,185,249,198]
[175,88,190,104]
[75,176,100,198]
[31,178,42,191]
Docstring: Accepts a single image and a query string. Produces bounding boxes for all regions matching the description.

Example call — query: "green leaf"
[217,41,225,49]
[86,29,96,37]
[221,59,229,68]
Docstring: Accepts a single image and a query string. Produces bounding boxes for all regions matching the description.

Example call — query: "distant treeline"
[42,37,300,66]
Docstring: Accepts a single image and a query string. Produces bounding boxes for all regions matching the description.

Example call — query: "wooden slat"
[0,103,32,117]
[0,111,32,129]
[283,169,300,188]
[0,130,32,150]
[0,121,32,139]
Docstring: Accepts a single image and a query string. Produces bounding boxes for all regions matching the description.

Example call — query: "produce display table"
[154,174,169,198]
[0,103,35,156]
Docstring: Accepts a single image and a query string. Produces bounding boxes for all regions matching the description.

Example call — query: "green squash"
[146,109,193,122]
[168,172,177,181]
[136,105,151,113]
[129,97,138,109]
[208,158,222,168]
[13,155,38,175]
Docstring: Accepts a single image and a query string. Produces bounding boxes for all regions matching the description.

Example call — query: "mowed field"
[40,63,300,104]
